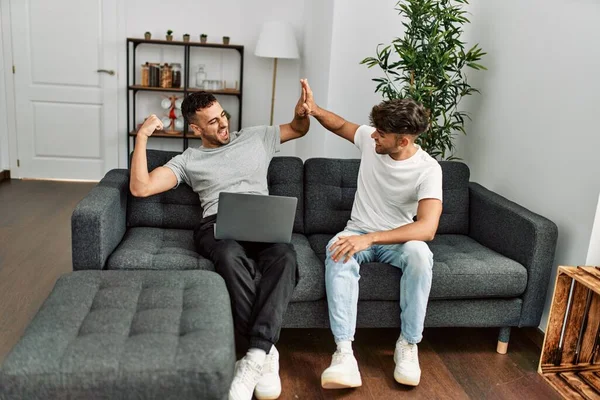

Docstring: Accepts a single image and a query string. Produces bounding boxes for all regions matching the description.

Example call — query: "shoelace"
[263,353,278,374]
[236,360,261,387]
[398,342,418,363]
[332,350,354,365]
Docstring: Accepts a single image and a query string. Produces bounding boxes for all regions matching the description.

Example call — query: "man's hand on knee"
[328,234,374,263]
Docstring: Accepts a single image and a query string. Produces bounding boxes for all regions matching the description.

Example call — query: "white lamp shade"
[254,21,299,59]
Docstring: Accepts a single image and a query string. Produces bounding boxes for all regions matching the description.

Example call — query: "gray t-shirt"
[165,125,281,217]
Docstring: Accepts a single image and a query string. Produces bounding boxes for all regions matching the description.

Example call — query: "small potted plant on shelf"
[144,31,151,40]
[200,33,207,44]
[222,36,230,45]
[183,33,190,42]
[166,30,173,41]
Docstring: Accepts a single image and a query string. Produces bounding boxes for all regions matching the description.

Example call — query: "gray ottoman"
[0,270,235,400]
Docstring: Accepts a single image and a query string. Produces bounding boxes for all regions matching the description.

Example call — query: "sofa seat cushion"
[107,227,214,271]
[0,270,235,399]
[289,234,325,302]
[308,234,527,300]
[107,229,325,301]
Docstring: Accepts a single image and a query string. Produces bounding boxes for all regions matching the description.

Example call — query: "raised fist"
[138,114,163,137]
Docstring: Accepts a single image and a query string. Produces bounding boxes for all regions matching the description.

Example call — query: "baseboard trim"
[0,170,10,183]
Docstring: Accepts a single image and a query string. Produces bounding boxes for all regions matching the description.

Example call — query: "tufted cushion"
[107,227,214,271]
[267,157,304,233]
[0,270,235,400]
[304,158,470,235]
[437,162,469,234]
[106,228,324,301]
[304,159,359,235]
[128,151,304,233]
[308,233,527,300]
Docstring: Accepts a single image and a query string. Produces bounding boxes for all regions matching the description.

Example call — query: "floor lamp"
[255,22,299,125]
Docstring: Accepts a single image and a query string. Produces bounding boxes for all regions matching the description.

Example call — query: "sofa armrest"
[468,182,558,327]
[71,169,130,270]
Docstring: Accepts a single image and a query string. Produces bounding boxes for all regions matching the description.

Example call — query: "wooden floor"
[0,179,561,399]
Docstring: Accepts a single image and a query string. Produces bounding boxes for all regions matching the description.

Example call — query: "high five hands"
[295,79,319,119]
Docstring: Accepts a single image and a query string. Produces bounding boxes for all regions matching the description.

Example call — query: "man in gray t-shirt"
[130,86,311,400]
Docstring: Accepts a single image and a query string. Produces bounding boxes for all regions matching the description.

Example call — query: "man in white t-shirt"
[299,80,443,389]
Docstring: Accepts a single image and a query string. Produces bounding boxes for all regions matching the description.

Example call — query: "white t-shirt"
[345,125,443,233]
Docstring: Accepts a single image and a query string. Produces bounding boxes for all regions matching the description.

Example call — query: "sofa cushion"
[267,157,304,233]
[308,233,527,300]
[107,228,325,302]
[304,159,359,235]
[437,161,469,234]
[0,270,235,399]
[128,151,305,233]
[107,227,214,271]
[307,234,333,262]
[288,234,325,302]
[304,158,470,235]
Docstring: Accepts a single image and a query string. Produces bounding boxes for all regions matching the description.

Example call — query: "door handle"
[97,69,115,76]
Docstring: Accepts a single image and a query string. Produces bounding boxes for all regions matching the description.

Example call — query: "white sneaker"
[254,346,281,400]
[321,349,362,389]
[229,357,263,400]
[393,334,421,386]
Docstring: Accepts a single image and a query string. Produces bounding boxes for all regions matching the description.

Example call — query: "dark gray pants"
[194,214,298,353]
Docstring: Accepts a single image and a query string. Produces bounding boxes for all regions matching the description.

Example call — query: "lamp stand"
[270,58,278,126]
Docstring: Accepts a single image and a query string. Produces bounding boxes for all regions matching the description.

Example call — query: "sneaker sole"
[321,372,362,389]
[393,370,420,386]
[254,387,282,400]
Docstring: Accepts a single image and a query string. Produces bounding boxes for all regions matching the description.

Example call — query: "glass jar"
[149,63,160,87]
[140,62,149,86]
[195,64,207,89]
[171,63,181,88]
[160,63,172,88]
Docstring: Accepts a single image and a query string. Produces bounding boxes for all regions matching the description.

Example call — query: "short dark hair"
[181,91,217,125]
[369,98,429,136]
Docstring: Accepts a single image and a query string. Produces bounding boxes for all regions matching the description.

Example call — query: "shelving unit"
[126,37,244,161]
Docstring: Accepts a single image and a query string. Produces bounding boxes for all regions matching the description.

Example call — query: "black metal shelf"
[128,37,244,51]
[128,85,241,97]
[126,38,245,164]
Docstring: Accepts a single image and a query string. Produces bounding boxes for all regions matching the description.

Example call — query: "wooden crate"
[539,266,600,399]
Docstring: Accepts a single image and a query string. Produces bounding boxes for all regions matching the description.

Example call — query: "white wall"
[0,8,9,170]
[586,193,600,265]
[459,0,600,330]
[117,0,305,164]
[323,0,400,159]
[295,0,334,160]
[297,0,401,159]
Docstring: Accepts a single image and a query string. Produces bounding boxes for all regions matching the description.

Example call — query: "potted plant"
[222,36,230,45]
[200,33,207,44]
[166,30,173,41]
[183,33,190,42]
[361,0,486,160]
[144,31,151,40]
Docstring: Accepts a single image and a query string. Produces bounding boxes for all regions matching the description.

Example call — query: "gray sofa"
[72,150,558,350]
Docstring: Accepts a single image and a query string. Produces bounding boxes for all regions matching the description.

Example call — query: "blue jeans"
[325,230,434,344]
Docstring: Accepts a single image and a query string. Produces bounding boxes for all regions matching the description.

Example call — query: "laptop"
[214,192,298,243]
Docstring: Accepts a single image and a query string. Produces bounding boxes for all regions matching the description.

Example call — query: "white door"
[10,0,118,180]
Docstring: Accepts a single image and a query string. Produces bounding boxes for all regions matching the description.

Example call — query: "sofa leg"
[496,327,511,354]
